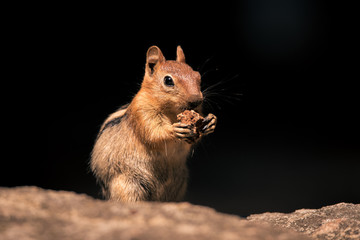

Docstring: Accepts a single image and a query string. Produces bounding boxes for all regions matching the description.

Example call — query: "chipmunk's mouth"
[175,98,203,114]
[187,100,202,110]
[180,102,203,113]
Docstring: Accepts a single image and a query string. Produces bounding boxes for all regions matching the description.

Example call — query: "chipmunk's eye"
[164,75,174,87]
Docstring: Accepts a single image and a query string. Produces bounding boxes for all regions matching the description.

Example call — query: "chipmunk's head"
[143,45,203,114]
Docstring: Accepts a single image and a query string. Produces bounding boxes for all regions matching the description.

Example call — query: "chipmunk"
[90,46,217,202]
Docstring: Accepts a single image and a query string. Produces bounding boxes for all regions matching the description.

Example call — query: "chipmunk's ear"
[176,45,186,63]
[146,46,165,75]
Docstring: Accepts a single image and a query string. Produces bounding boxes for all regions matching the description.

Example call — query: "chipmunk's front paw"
[200,113,217,136]
[173,123,197,144]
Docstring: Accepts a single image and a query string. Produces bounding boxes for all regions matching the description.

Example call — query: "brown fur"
[90,46,216,202]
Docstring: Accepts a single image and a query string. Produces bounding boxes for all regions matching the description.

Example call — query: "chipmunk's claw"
[173,123,198,144]
[200,113,217,135]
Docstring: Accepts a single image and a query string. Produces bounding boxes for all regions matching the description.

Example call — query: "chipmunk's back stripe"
[118,103,130,111]
[97,103,130,139]
[97,114,126,139]
[103,116,123,129]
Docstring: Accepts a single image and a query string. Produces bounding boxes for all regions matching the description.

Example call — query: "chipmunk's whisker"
[203,97,221,111]
[201,73,242,110]
[202,74,240,94]
[197,56,215,73]
[201,68,219,79]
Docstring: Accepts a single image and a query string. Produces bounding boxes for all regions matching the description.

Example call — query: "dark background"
[7,0,360,217]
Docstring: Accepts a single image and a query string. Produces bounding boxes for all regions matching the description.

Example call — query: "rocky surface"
[248,202,360,240]
[0,186,358,240]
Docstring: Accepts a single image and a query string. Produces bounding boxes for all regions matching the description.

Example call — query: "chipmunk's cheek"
[174,99,187,111]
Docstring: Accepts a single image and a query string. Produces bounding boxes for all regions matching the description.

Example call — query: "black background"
[7,0,360,217]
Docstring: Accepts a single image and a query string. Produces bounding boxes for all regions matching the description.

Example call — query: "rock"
[248,202,360,240]
[0,186,309,240]
[1,187,359,240]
